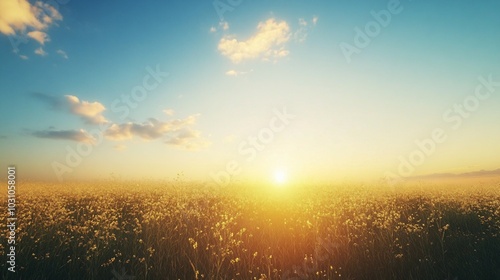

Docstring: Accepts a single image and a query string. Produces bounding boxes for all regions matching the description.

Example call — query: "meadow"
[1,180,499,279]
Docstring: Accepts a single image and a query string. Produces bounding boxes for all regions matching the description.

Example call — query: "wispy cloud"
[406,168,500,180]
[34,47,47,56]
[210,21,230,33]
[32,129,95,143]
[219,20,229,31]
[56,49,68,59]
[218,18,291,63]
[294,16,319,43]
[27,30,49,44]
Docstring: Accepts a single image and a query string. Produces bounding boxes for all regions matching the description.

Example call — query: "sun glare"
[274,169,287,185]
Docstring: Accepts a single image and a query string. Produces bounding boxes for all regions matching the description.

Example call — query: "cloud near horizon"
[104,115,210,150]
[30,93,210,151]
[165,127,211,151]
[31,129,95,143]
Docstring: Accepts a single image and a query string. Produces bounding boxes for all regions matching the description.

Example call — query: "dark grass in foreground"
[1,181,500,280]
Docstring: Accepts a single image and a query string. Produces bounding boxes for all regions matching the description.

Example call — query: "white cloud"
[294,16,319,43]
[19,54,28,60]
[210,21,229,33]
[56,49,68,59]
[27,30,49,44]
[65,95,108,124]
[34,47,47,56]
[163,108,175,116]
[104,115,210,150]
[294,29,307,43]
[218,18,291,63]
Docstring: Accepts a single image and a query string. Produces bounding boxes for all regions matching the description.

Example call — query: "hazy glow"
[274,169,288,185]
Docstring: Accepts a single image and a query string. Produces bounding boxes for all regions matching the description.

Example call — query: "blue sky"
[1,0,500,184]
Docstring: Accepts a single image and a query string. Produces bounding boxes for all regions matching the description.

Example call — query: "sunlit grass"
[1,181,499,279]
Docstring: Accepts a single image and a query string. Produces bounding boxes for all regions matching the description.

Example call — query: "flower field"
[1,181,499,279]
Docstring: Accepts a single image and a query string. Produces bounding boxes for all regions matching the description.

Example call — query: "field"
[1,181,500,280]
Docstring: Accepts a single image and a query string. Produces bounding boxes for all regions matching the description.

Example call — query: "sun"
[273,169,287,185]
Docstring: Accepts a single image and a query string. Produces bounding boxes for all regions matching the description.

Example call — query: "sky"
[1,0,500,185]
